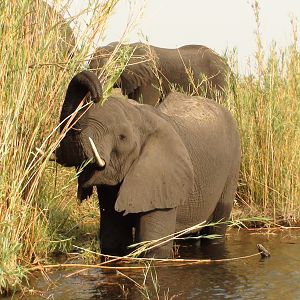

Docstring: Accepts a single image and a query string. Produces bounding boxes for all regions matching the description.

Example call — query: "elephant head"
[89,43,161,105]
[54,71,194,214]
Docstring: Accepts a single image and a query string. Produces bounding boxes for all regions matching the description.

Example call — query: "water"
[21,229,300,299]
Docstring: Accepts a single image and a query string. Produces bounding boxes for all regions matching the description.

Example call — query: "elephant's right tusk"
[88,137,105,167]
[49,152,57,161]
[36,147,57,161]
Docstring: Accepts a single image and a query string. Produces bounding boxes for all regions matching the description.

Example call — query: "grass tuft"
[226,1,300,225]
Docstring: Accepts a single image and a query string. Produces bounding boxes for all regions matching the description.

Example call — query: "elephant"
[89,42,232,106]
[53,70,240,258]
[24,0,76,59]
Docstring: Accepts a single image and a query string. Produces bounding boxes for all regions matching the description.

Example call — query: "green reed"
[0,0,119,294]
[226,1,300,225]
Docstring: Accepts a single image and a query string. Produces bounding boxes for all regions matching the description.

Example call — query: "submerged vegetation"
[0,0,299,294]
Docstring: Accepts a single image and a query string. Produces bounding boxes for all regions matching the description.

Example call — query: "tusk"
[49,152,57,161]
[36,147,56,161]
[36,147,45,156]
[88,137,105,167]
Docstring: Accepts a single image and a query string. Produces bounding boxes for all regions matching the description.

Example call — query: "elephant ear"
[115,121,194,214]
[120,45,159,94]
[121,64,155,94]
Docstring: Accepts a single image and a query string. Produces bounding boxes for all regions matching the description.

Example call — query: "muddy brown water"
[14,229,300,299]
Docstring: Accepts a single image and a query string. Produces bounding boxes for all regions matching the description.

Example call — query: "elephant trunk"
[59,70,103,131]
[52,71,103,166]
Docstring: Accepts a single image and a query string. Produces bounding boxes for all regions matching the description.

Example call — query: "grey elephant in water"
[53,71,240,258]
[89,42,232,106]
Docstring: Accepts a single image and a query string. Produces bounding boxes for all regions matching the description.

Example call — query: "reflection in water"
[177,238,229,260]
[22,229,300,299]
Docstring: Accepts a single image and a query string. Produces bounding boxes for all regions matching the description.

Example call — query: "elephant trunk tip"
[78,70,103,104]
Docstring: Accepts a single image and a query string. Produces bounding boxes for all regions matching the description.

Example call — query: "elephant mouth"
[78,161,117,188]
[77,163,105,188]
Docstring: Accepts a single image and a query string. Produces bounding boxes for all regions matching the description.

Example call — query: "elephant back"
[158,45,231,99]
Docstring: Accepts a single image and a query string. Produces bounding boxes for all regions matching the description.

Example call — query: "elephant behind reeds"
[23,0,76,59]
[89,42,233,105]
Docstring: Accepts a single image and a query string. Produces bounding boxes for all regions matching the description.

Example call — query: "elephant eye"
[118,134,126,141]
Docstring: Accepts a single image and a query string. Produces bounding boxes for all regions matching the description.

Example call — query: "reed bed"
[0,0,120,294]
[226,2,300,225]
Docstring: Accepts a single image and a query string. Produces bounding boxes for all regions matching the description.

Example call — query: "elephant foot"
[141,243,174,259]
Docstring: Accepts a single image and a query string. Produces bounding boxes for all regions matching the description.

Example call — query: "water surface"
[21,229,300,299]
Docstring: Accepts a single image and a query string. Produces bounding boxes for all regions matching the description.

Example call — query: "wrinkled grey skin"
[89,42,232,106]
[54,71,240,258]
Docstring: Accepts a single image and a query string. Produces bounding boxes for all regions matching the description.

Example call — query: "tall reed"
[226,1,300,224]
[0,0,119,293]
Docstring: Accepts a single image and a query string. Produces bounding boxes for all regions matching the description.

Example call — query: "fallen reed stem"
[29,250,263,278]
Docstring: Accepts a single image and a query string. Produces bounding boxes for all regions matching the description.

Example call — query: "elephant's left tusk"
[88,137,106,167]
[36,147,45,156]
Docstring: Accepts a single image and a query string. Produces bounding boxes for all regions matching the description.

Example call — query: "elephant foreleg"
[100,208,136,257]
[97,185,136,257]
[136,208,177,258]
